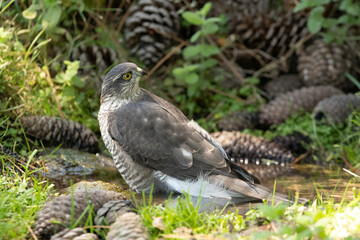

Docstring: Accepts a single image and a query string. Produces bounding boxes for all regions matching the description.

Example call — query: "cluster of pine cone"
[34,190,148,240]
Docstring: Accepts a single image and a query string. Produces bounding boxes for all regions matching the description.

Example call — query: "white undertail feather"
[154,171,245,199]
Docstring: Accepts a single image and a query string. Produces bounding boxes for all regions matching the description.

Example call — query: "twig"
[116,0,135,34]
[147,41,187,77]
[291,152,309,165]
[340,150,360,174]
[205,100,224,121]
[251,33,313,78]
[206,36,246,84]
[207,87,247,102]
[343,168,360,179]
[43,64,65,118]
[24,220,38,240]
[152,28,189,45]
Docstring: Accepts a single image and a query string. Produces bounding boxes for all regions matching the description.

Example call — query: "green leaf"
[22,4,40,20]
[340,0,360,16]
[247,77,260,85]
[42,5,62,30]
[185,72,199,84]
[184,64,200,72]
[182,11,203,25]
[294,0,330,12]
[201,2,212,17]
[183,45,201,59]
[173,67,188,78]
[202,22,218,35]
[200,44,219,57]
[307,6,325,33]
[190,31,201,43]
[71,76,85,88]
[294,0,311,12]
[202,59,217,68]
[62,86,76,97]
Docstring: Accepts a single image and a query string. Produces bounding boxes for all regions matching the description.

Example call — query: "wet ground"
[48,155,360,213]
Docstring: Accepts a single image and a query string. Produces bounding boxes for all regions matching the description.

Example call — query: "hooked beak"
[137,67,147,76]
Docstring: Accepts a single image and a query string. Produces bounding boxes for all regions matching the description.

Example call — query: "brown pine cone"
[259,86,343,126]
[297,39,358,90]
[211,131,294,165]
[211,131,294,180]
[34,190,125,239]
[50,228,99,240]
[106,212,149,240]
[314,94,360,125]
[216,111,260,131]
[273,132,311,155]
[95,200,135,225]
[71,44,119,90]
[21,116,99,153]
[124,0,179,67]
[211,0,308,58]
[263,75,303,99]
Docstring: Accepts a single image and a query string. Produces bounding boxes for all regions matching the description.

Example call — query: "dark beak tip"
[141,70,148,76]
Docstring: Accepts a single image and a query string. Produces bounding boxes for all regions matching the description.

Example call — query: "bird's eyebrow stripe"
[113,73,123,82]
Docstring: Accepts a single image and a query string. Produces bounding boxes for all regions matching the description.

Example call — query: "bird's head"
[101,62,147,101]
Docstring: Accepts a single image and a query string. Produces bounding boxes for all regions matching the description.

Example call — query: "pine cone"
[211,131,294,180]
[71,44,119,90]
[234,162,292,180]
[211,131,294,165]
[297,39,358,89]
[263,75,302,99]
[211,0,308,58]
[50,228,99,240]
[314,94,360,125]
[34,190,125,239]
[21,116,99,153]
[217,111,259,131]
[124,0,180,67]
[273,132,311,155]
[259,86,343,126]
[106,212,149,240]
[95,200,135,225]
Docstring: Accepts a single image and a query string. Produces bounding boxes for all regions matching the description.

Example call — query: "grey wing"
[107,101,229,179]
[187,120,229,160]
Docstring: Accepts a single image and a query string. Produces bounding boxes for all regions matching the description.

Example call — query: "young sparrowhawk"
[98,62,296,203]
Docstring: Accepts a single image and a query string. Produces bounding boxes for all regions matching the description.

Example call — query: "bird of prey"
[99,62,294,203]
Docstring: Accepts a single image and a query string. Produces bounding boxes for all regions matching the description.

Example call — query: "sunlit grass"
[0,151,53,239]
[134,183,360,239]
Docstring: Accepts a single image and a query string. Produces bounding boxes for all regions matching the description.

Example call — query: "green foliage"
[18,0,89,42]
[295,0,360,43]
[245,187,360,239]
[136,191,245,239]
[0,25,99,152]
[0,152,53,239]
[173,3,222,97]
[166,3,261,125]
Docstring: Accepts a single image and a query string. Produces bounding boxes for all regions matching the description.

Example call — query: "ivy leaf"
[182,12,203,25]
[307,6,324,33]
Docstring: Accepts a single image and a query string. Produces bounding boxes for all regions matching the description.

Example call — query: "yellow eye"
[123,73,132,80]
